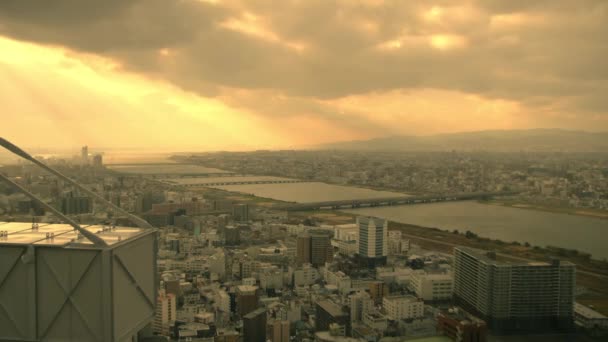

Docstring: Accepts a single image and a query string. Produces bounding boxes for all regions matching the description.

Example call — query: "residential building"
[369,281,389,305]
[268,320,290,342]
[382,295,424,320]
[349,291,373,323]
[411,271,453,301]
[574,303,608,331]
[437,307,488,342]
[154,290,177,336]
[453,247,575,333]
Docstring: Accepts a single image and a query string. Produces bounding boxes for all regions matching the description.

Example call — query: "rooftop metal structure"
[0,137,158,341]
[0,222,157,342]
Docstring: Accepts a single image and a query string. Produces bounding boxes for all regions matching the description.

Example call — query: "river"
[213,182,608,259]
[343,201,608,260]
[215,182,407,203]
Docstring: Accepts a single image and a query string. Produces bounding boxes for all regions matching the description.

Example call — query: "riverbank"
[481,199,608,219]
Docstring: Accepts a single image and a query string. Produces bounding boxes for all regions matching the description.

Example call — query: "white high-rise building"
[358,217,388,266]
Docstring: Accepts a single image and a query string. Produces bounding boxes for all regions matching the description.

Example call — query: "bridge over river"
[163,179,306,187]
[279,191,517,211]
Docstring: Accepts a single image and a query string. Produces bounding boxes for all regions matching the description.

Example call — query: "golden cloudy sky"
[1,0,607,150]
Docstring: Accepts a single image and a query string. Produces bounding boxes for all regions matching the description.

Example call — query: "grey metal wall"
[0,231,156,342]
[0,245,35,341]
[112,232,156,341]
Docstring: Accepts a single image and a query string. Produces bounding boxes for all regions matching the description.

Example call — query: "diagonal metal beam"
[0,248,24,290]
[38,253,100,340]
[113,254,155,309]
[0,137,154,230]
[0,247,27,338]
[0,172,107,247]
[0,298,23,338]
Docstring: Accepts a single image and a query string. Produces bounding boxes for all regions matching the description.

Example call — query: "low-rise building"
[383,295,424,320]
[437,307,488,342]
[574,302,608,331]
[411,271,453,301]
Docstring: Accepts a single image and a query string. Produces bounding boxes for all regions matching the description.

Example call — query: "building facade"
[411,271,453,301]
[453,247,575,333]
[243,308,267,342]
[382,295,424,320]
[357,217,388,267]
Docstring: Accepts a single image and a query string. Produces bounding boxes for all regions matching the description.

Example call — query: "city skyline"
[2,0,608,150]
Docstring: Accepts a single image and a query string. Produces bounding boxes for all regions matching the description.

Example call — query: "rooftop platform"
[0,221,146,247]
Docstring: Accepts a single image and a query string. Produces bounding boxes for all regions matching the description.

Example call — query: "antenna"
[0,137,154,230]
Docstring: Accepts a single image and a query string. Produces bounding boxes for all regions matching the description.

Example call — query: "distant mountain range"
[318,129,608,152]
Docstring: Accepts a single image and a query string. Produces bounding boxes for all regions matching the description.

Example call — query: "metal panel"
[37,247,104,342]
[112,233,156,341]
[0,246,35,341]
[0,224,156,342]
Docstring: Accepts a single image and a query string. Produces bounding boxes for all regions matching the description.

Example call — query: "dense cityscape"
[1,146,607,342]
[179,150,608,212]
[2,0,608,341]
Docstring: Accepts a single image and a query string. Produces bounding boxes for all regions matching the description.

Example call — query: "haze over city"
[1,1,608,342]
[1,0,607,150]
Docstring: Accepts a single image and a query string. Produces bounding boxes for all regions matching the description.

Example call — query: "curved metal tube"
[0,172,108,246]
[0,137,154,230]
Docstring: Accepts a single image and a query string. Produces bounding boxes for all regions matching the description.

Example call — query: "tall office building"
[224,225,240,245]
[297,232,332,267]
[268,320,290,342]
[315,300,351,336]
[357,216,388,267]
[92,153,103,168]
[60,192,92,215]
[243,308,267,342]
[236,285,259,317]
[310,232,333,267]
[453,247,575,333]
[81,145,88,165]
[135,191,165,214]
[296,234,311,265]
[232,204,249,222]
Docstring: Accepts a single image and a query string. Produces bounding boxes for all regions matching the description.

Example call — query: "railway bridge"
[279,191,516,211]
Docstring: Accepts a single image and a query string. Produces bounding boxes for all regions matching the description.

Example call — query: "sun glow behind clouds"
[0,37,282,150]
[430,34,467,50]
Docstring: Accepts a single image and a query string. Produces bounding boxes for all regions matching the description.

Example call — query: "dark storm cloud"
[0,0,607,118]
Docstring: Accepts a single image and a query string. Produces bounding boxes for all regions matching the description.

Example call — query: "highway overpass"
[279,191,516,211]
